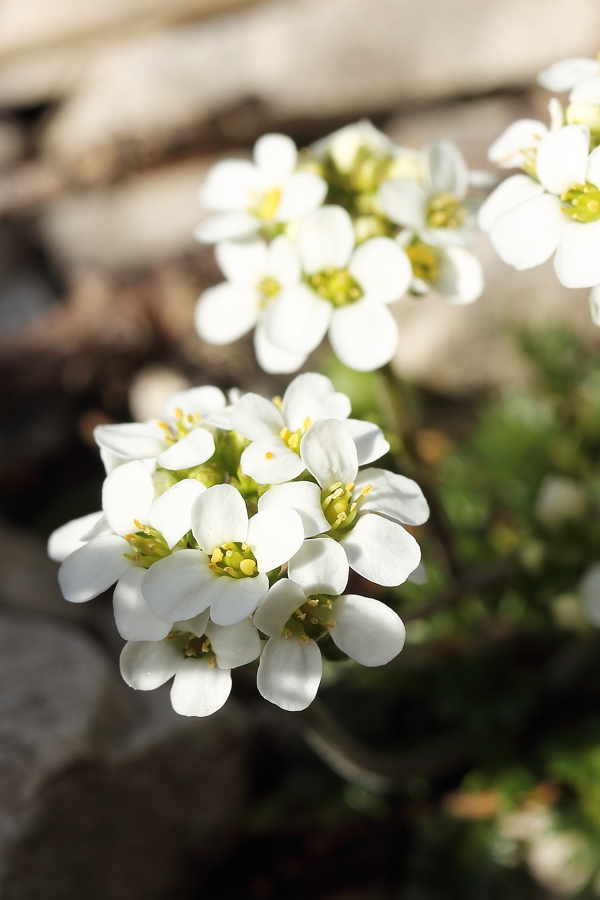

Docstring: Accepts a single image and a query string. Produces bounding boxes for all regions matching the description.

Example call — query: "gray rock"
[0,610,249,899]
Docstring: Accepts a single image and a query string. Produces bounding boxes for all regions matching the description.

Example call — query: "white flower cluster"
[479,54,600,323]
[194,125,483,375]
[49,373,429,716]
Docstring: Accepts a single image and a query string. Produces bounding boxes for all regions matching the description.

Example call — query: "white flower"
[538,57,600,133]
[378,140,472,247]
[94,385,227,473]
[141,482,304,627]
[262,206,412,372]
[254,578,406,711]
[310,119,421,181]
[487,119,549,169]
[232,372,389,484]
[194,235,309,373]
[194,134,327,244]
[534,474,587,530]
[479,125,600,289]
[120,613,261,717]
[538,57,600,93]
[56,460,205,604]
[397,232,484,305]
[286,418,427,588]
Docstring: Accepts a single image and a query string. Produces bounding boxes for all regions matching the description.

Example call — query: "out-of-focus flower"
[263,205,412,371]
[538,57,600,136]
[195,134,327,243]
[487,119,549,171]
[534,474,588,530]
[397,232,483,305]
[579,562,600,627]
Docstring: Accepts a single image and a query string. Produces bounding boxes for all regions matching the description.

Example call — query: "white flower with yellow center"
[286,419,427,589]
[397,232,484,306]
[378,140,472,248]
[94,385,227,474]
[194,134,327,244]
[194,235,307,374]
[538,57,600,134]
[120,612,261,717]
[231,372,389,485]
[141,483,304,627]
[263,206,412,372]
[479,125,600,290]
[54,460,204,605]
[254,578,406,711]
[487,119,549,171]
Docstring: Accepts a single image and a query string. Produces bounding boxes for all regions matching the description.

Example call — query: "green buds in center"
[307,268,363,308]
[561,182,600,222]
[426,193,467,229]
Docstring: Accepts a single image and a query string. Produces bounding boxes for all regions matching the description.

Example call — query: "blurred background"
[3,1,600,897]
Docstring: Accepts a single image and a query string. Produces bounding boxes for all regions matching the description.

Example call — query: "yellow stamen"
[300,635,310,643]
[265,451,273,460]
[303,417,311,431]
[211,548,224,564]
[272,396,283,409]
[239,559,256,576]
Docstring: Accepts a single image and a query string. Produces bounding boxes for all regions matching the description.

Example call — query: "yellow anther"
[296,612,306,621]
[329,482,342,492]
[224,566,235,574]
[208,656,216,667]
[307,598,319,607]
[211,548,224,564]
[186,413,194,424]
[303,417,312,431]
[284,628,293,640]
[336,512,347,522]
[125,534,136,541]
[360,484,373,496]
[331,488,344,500]
[133,519,143,530]
[265,451,273,460]
[208,563,218,571]
[345,482,355,492]
[300,635,310,643]
[326,619,336,628]
[239,559,256,576]
[223,543,233,550]
[194,412,202,422]
[325,600,333,610]
[279,427,291,441]
[202,641,210,653]
[272,396,283,409]
[174,407,184,420]
[132,554,141,562]
[157,420,171,433]
[241,543,249,551]
[288,433,300,450]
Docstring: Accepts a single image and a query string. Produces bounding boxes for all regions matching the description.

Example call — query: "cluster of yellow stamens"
[251,187,282,221]
[307,268,363,308]
[264,417,312,461]
[208,542,258,578]
[283,595,337,642]
[426,193,467,229]
[406,240,438,284]
[561,182,600,222]
[166,630,216,666]
[257,276,281,308]
[322,481,372,534]
[157,408,202,445]
[124,520,172,568]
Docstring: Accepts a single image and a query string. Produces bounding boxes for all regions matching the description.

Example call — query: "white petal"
[209,573,269,626]
[295,206,355,273]
[268,234,302,286]
[254,133,297,182]
[356,468,430,526]
[48,510,105,562]
[424,140,469,199]
[240,436,306,485]
[570,75,600,104]
[200,159,259,211]
[345,419,390,466]
[58,535,133,603]
[288,538,349,595]
[171,657,232,716]
[536,125,590,195]
[408,561,428,585]
[257,633,322,711]
[587,145,600,188]
[194,283,259,345]
[205,618,261,668]
[102,459,155,536]
[349,237,412,304]
[258,481,329,538]
[555,219,600,288]
[489,193,562,270]
[246,508,305,573]
[276,171,328,221]
[230,393,284,440]
[434,246,484,305]
[194,212,259,244]
[538,57,599,92]
[329,300,399,371]
[161,385,226,422]
[254,578,306,637]
[378,179,427,230]
[300,418,358,489]
[113,567,172,641]
[94,421,167,461]
[264,283,332,355]
[282,372,351,430]
[477,174,544,232]
[488,119,548,168]
[330,595,405,666]
[254,324,307,374]
[215,238,269,285]
[590,285,600,325]
[147,479,205,549]
[191,483,248,552]
[120,640,182,691]
[142,549,213,621]
[157,428,216,471]
[340,514,421,587]
[174,609,210,637]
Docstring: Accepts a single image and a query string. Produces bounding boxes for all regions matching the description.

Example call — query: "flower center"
[166,630,217,666]
[124,520,172,568]
[426,193,467,229]
[278,417,311,455]
[257,276,281,309]
[405,239,438,284]
[561,182,600,222]
[321,481,372,535]
[157,408,202,445]
[285,594,337,642]
[253,188,282,221]
[208,541,258,578]
[307,269,363,307]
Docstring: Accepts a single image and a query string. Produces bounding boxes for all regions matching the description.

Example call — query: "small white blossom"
[263,206,412,372]
[194,134,327,244]
[487,119,549,169]
[397,231,483,305]
[311,119,421,181]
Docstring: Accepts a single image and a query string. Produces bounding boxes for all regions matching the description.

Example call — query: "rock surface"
[0,610,249,899]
